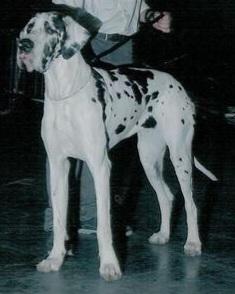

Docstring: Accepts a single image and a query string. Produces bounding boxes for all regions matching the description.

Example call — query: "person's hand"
[152,12,171,33]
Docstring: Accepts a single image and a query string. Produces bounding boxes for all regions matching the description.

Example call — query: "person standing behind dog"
[52,0,171,65]
[45,0,171,241]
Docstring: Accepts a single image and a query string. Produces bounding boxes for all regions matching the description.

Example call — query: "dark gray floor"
[0,102,235,294]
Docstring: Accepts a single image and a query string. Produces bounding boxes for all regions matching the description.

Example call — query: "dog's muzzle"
[17,38,35,72]
[18,38,34,53]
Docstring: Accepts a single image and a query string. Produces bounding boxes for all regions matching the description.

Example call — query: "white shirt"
[52,0,149,35]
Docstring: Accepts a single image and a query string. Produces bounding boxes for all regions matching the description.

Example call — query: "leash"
[86,10,165,65]
[88,35,131,64]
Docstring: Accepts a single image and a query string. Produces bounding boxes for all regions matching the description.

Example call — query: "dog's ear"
[52,4,102,60]
[61,15,91,60]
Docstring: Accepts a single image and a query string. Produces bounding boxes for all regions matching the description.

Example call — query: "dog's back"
[93,66,195,149]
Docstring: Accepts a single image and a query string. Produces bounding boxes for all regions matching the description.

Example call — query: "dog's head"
[17,10,100,73]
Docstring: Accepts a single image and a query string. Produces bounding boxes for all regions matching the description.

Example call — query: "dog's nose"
[18,38,34,53]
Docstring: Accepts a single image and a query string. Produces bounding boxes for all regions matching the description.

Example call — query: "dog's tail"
[194,157,218,181]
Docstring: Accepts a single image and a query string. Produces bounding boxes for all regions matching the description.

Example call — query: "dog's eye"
[26,22,35,34]
[44,21,56,35]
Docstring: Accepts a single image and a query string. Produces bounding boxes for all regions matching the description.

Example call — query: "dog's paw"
[36,256,64,272]
[184,242,201,256]
[149,232,169,245]
[100,263,122,281]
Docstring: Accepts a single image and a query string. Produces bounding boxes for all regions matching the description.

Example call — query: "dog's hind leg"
[166,124,201,256]
[137,130,174,245]
[88,152,122,281]
[37,157,70,272]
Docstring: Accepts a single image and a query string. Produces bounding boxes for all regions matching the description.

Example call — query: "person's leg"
[110,136,140,237]
[91,37,139,235]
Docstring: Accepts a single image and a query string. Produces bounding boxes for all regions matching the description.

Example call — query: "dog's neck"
[44,52,91,101]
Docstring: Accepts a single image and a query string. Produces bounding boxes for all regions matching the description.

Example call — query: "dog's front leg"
[89,155,122,281]
[37,157,70,272]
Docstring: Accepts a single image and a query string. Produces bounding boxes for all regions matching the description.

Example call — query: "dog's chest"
[43,100,87,157]
[53,103,72,131]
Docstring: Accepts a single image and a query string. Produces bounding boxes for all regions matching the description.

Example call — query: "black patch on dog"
[41,56,48,71]
[62,42,80,59]
[132,83,142,104]
[118,67,154,96]
[44,21,57,35]
[131,116,134,119]
[145,94,151,103]
[169,84,173,88]
[179,157,183,161]
[184,170,189,174]
[178,86,182,91]
[152,91,159,100]
[181,119,185,125]
[92,69,111,146]
[125,81,131,86]
[124,117,127,121]
[53,14,65,32]
[26,22,35,34]
[108,71,119,82]
[91,98,97,103]
[41,37,59,70]
[43,43,52,58]
[141,116,157,128]
[42,44,53,70]
[124,90,130,97]
[92,69,106,117]
[148,106,153,112]
[117,92,121,99]
[115,124,126,134]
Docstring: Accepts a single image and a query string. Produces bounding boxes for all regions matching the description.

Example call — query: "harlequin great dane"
[17,10,217,281]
